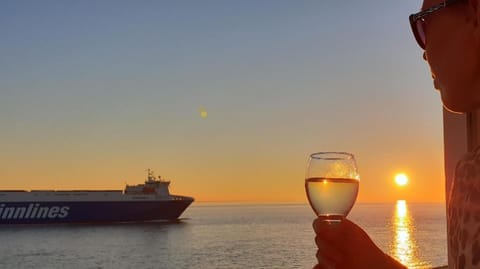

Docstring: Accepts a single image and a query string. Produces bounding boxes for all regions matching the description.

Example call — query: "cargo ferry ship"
[0,170,194,224]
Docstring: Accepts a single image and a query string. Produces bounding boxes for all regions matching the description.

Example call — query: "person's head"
[410,0,480,113]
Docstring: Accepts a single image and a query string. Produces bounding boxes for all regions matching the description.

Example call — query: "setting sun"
[395,173,409,186]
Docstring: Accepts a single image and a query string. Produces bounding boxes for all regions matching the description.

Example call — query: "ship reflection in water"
[391,200,431,269]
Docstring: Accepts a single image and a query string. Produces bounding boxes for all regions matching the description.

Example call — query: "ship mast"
[146,168,165,183]
[147,169,156,183]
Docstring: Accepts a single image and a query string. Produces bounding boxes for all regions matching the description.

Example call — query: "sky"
[0,0,446,203]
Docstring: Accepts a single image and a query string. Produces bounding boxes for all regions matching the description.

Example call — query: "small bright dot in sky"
[395,173,409,186]
[199,106,208,119]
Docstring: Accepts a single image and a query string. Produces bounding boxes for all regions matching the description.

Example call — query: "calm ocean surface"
[0,202,446,269]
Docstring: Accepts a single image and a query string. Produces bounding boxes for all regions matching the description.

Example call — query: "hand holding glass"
[305,152,360,222]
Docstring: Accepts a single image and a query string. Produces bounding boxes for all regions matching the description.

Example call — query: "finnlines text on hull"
[0,204,70,220]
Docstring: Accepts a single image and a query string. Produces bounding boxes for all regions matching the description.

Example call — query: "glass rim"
[309,152,355,160]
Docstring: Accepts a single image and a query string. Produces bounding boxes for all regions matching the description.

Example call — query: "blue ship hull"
[0,200,193,224]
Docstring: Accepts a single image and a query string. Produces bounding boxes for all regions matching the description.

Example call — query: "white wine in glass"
[305,152,360,221]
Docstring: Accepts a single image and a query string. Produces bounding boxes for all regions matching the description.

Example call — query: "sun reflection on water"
[391,200,430,269]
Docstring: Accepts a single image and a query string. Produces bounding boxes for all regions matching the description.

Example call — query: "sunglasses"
[409,0,463,49]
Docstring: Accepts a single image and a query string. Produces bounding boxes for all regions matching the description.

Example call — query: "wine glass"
[305,152,360,222]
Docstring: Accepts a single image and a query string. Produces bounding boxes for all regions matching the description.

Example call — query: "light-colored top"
[448,146,480,269]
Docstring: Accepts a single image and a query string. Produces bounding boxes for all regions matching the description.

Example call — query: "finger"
[313,264,331,269]
[312,218,330,234]
[315,237,343,264]
[313,252,336,269]
[313,217,359,236]
[312,218,343,242]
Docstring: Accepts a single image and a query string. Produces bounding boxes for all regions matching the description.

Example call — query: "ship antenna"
[147,168,155,182]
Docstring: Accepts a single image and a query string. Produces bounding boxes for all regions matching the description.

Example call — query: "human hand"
[312,218,406,269]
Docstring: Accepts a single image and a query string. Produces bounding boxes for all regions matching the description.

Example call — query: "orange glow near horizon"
[0,150,446,203]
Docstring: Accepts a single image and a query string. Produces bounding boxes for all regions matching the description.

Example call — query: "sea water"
[0,202,446,269]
